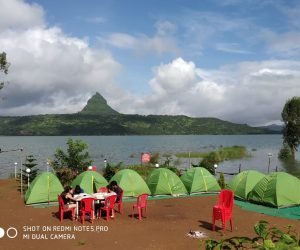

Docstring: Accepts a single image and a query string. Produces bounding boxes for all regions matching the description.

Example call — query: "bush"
[218,172,225,189]
[149,153,159,164]
[194,152,220,175]
[204,220,300,249]
[127,165,154,180]
[103,162,122,181]
[55,168,77,186]
[49,138,92,185]
[278,143,293,160]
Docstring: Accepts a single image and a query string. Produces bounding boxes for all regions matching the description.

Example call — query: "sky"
[0,0,300,126]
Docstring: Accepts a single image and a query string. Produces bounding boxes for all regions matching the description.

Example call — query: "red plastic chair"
[58,195,75,222]
[99,195,117,221]
[212,190,234,231]
[79,197,95,224]
[97,187,108,193]
[114,191,124,214]
[132,193,148,220]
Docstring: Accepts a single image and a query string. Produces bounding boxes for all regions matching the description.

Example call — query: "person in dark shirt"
[108,181,123,218]
[74,185,84,195]
[109,180,123,203]
[60,186,77,213]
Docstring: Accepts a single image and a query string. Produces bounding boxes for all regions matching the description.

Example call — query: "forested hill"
[0,93,276,135]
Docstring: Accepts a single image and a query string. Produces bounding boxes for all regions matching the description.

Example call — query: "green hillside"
[0,93,276,135]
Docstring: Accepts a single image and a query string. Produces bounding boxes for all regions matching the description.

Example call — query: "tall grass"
[175,146,249,161]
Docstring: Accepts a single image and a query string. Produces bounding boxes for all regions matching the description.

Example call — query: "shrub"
[55,167,77,186]
[278,143,293,160]
[204,220,300,249]
[49,138,92,185]
[218,172,225,189]
[195,152,220,175]
[149,153,159,164]
[103,162,122,181]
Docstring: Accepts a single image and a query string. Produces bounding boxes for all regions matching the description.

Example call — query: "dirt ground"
[1,179,300,250]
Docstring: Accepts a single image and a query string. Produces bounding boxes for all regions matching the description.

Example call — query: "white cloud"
[216,43,252,54]
[262,30,300,56]
[155,21,177,36]
[0,0,122,115]
[98,21,179,56]
[149,58,197,95]
[0,0,44,31]
[104,33,137,49]
[113,58,300,126]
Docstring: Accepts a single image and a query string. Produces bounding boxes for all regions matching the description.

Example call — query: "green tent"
[227,170,265,200]
[25,172,63,205]
[248,172,300,207]
[147,168,188,196]
[71,171,108,194]
[110,169,150,197]
[180,167,221,194]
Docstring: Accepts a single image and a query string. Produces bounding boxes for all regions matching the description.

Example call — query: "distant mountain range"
[0,92,280,135]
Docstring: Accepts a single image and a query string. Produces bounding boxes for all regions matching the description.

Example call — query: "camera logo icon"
[0,227,18,239]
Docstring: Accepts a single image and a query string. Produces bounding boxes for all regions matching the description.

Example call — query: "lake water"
[0,135,300,179]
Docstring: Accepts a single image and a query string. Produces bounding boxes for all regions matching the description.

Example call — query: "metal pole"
[27,173,30,187]
[267,153,272,174]
[20,148,23,198]
[14,162,17,179]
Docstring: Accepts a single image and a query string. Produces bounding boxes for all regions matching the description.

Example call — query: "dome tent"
[110,169,150,197]
[180,167,221,194]
[227,170,265,200]
[248,172,300,208]
[25,172,63,205]
[71,171,108,194]
[147,168,188,196]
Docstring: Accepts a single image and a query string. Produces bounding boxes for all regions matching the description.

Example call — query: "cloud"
[0,0,44,31]
[216,43,252,54]
[112,58,300,126]
[98,21,179,56]
[0,0,122,115]
[261,30,300,57]
[179,10,257,56]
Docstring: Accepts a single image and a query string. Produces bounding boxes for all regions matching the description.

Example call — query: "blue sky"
[1,0,300,125]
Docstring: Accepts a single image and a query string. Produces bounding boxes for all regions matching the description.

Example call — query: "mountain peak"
[80,92,119,115]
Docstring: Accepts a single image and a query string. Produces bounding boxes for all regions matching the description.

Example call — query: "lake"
[0,135,300,179]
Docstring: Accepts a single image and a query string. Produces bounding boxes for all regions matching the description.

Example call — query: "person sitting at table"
[109,181,123,203]
[74,185,84,195]
[108,181,123,218]
[61,186,77,214]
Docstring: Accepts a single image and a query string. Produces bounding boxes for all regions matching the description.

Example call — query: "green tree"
[281,96,300,159]
[103,162,122,181]
[17,155,39,191]
[50,139,92,184]
[195,152,221,175]
[278,142,293,160]
[0,52,9,91]
[21,155,39,190]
